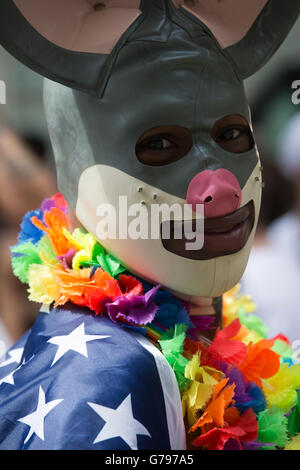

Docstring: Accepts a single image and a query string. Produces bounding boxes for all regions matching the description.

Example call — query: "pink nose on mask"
[186,169,242,218]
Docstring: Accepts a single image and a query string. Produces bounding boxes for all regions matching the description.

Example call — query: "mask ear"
[224,0,300,79]
[0,0,144,94]
[172,0,300,79]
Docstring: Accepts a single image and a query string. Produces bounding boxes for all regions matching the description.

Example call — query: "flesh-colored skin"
[76,162,261,304]
[13,0,268,52]
[13,0,141,53]
[172,0,268,48]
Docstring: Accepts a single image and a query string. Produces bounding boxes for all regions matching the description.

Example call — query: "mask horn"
[224,0,300,79]
[171,0,300,80]
[0,0,147,94]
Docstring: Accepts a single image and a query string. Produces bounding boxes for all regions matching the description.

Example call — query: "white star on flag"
[0,370,15,386]
[0,348,24,368]
[48,322,111,366]
[88,394,151,449]
[18,386,63,444]
[0,360,25,387]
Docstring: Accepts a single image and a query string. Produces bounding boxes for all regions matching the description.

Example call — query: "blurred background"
[0,45,57,350]
[0,18,300,349]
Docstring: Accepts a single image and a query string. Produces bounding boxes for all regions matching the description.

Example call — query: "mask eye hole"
[211,114,255,154]
[135,125,193,166]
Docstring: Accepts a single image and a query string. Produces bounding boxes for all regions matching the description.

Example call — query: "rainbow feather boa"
[11,193,300,450]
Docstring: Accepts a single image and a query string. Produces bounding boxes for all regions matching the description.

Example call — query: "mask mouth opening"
[160,199,255,260]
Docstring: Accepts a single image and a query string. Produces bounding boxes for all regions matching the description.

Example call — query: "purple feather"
[58,248,76,269]
[41,198,56,213]
[226,368,252,404]
[106,286,159,325]
[190,315,215,331]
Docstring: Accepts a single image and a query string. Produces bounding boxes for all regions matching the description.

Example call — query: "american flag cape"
[0,304,186,450]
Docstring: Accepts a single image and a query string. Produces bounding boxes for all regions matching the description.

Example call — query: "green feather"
[258,407,289,448]
[238,310,268,338]
[11,242,42,283]
[159,324,190,393]
[288,391,300,436]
